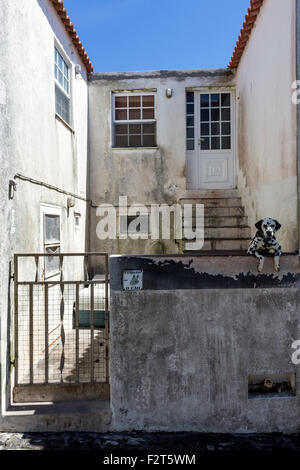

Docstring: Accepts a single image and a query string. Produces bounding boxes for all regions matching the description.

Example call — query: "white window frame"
[54,43,72,126]
[40,204,62,280]
[112,92,157,148]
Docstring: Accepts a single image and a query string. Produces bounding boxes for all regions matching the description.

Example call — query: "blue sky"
[63,0,250,72]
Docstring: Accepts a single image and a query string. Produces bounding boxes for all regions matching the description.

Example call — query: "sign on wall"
[122,270,143,291]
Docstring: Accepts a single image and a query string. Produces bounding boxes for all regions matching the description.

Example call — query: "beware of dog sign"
[122,270,143,291]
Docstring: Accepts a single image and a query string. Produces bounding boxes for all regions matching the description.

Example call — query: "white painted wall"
[236,0,297,252]
[0,0,89,418]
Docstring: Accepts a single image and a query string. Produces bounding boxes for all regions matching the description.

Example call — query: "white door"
[186,91,235,189]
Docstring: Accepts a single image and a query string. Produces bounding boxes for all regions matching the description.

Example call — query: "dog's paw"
[274,264,280,272]
[257,263,263,273]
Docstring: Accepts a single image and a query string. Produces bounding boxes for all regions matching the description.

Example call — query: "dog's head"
[255,218,281,238]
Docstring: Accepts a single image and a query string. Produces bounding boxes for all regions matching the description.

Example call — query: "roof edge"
[50,0,93,74]
[229,0,264,69]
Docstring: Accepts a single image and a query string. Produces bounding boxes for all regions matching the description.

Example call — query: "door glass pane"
[200,94,209,107]
[222,136,231,149]
[201,109,209,121]
[221,108,231,121]
[211,137,220,150]
[201,123,209,135]
[210,94,220,107]
[187,140,194,150]
[221,122,230,135]
[211,109,220,121]
[221,93,231,107]
[201,137,210,150]
[211,123,220,135]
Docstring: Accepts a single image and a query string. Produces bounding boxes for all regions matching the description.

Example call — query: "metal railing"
[14,253,109,387]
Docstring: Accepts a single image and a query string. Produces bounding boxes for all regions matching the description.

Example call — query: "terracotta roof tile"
[50,0,93,73]
[229,0,264,68]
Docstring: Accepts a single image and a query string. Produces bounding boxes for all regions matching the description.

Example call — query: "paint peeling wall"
[236,0,298,252]
[88,70,235,261]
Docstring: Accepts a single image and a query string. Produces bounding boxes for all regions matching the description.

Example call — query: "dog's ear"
[255,220,263,230]
[274,220,281,231]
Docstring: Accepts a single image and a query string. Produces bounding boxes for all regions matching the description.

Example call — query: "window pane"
[221,108,231,120]
[201,123,209,135]
[143,134,156,147]
[187,140,194,150]
[58,69,63,87]
[115,96,127,108]
[210,94,220,107]
[45,215,60,243]
[129,135,142,147]
[129,124,141,134]
[200,94,209,107]
[45,245,60,276]
[143,123,155,134]
[187,128,194,138]
[186,92,194,103]
[187,116,194,127]
[142,108,154,119]
[116,135,128,147]
[129,96,141,108]
[222,136,231,149]
[115,124,128,135]
[211,137,220,150]
[129,109,141,120]
[201,137,210,150]
[211,109,220,121]
[221,93,231,107]
[211,123,220,135]
[187,103,194,115]
[142,95,154,107]
[115,109,127,120]
[55,85,70,123]
[201,109,209,121]
[221,122,231,135]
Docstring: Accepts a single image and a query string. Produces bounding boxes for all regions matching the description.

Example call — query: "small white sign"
[122,270,143,291]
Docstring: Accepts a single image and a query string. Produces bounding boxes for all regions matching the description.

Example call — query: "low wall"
[110,254,300,433]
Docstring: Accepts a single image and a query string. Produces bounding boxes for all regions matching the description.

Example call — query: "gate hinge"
[10,273,14,281]
[10,360,15,367]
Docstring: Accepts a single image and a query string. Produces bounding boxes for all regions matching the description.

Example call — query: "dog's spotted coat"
[247,218,282,272]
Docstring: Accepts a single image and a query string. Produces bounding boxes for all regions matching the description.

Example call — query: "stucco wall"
[110,255,300,433]
[236,0,297,252]
[0,0,89,419]
[88,70,235,260]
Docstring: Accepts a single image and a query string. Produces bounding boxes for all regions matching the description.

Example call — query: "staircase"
[179,189,252,253]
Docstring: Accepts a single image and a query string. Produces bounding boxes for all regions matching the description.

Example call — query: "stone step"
[183,238,251,252]
[203,206,245,217]
[179,189,240,199]
[180,197,242,207]
[184,216,248,227]
[204,227,251,238]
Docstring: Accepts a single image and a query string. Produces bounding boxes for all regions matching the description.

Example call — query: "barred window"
[113,94,156,148]
[54,47,70,124]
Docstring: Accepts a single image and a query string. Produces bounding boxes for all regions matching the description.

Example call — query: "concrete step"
[183,238,251,252]
[203,207,245,217]
[180,198,242,207]
[180,189,240,199]
[184,216,248,227]
[182,227,251,239]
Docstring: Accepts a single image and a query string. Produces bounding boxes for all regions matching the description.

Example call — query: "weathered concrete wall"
[236,0,298,252]
[88,70,235,261]
[0,0,89,424]
[110,255,300,432]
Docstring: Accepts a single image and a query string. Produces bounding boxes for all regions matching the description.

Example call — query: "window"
[42,210,61,278]
[199,93,231,151]
[113,94,156,147]
[186,92,195,150]
[54,47,70,124]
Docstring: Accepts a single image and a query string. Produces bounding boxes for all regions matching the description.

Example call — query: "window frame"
[40,204,62,280]
[54,44,72,126]
[112,92,157,148]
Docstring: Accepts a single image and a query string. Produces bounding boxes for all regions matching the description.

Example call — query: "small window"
[44,213,61,278]
[54,47,70,124]
[113,94,156,147]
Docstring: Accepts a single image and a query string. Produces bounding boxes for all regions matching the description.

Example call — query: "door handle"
[198,138,205,145]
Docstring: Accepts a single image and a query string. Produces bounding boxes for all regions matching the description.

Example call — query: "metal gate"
[13,253,109,401]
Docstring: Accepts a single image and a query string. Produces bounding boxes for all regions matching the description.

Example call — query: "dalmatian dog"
[247,218,282,272]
